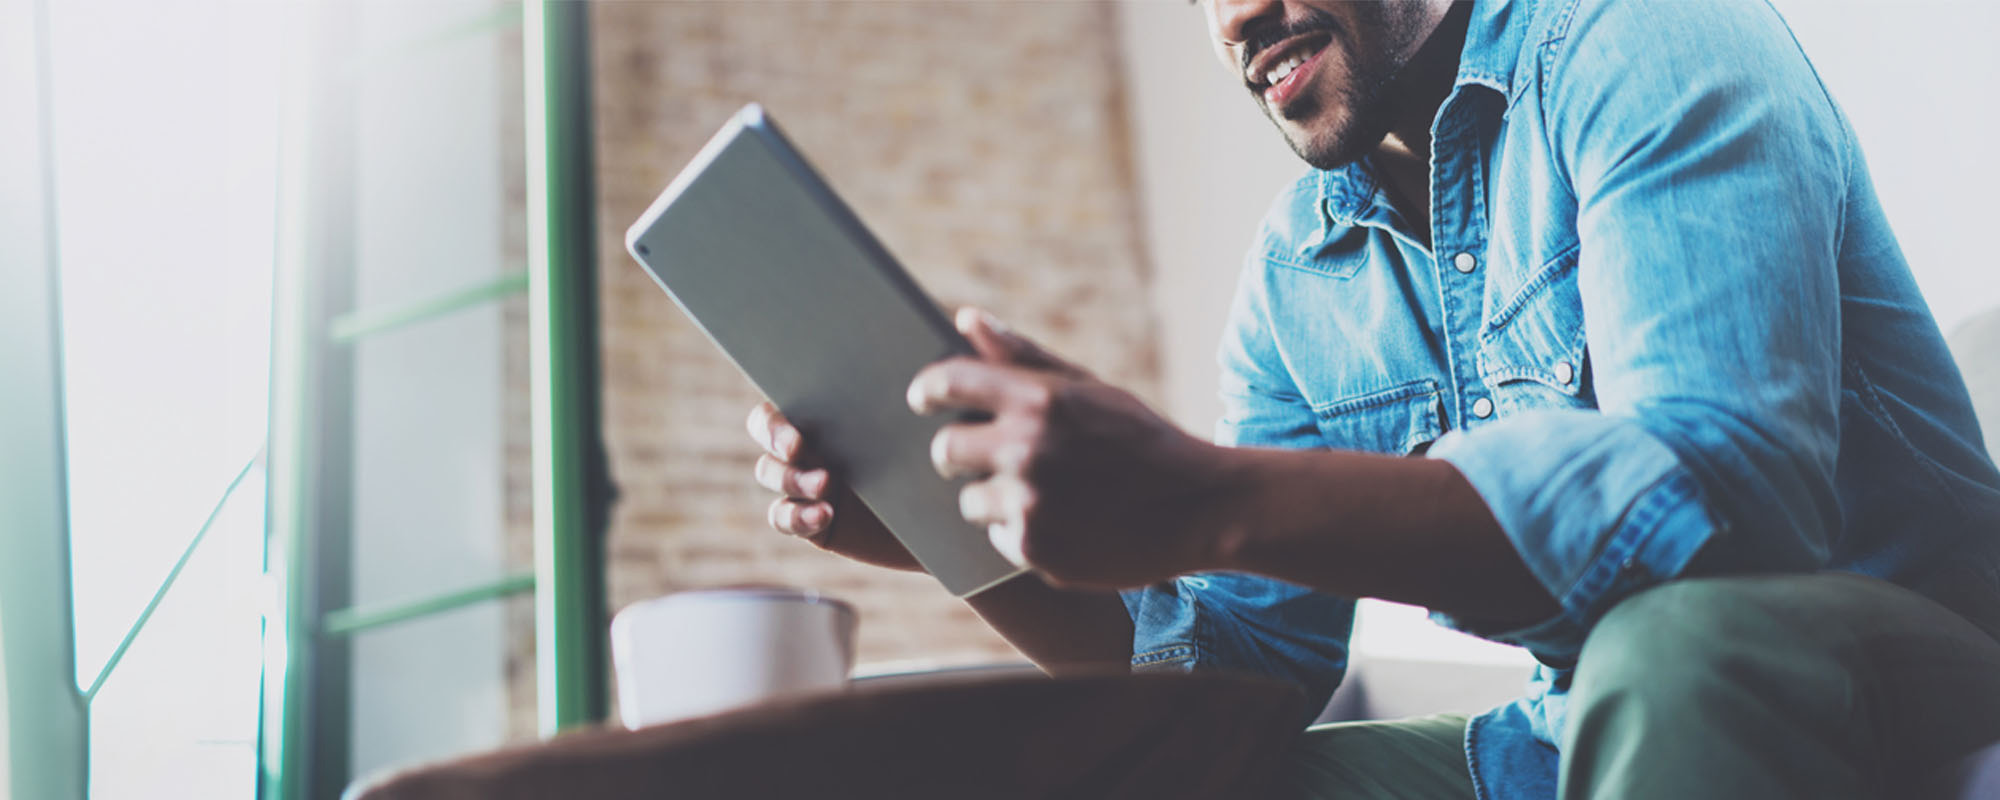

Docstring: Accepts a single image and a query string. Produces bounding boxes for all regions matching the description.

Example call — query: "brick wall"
[507,0,1163,732]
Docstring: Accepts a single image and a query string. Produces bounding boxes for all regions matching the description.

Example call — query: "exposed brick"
[503,0,1161,734]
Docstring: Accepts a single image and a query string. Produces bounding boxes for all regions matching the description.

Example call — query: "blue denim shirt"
[1121,0,2000,795]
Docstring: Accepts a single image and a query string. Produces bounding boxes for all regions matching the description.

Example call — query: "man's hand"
[747,401,923,572]
[909,308,1234,590]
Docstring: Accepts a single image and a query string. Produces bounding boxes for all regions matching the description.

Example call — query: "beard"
[1245,4,1431,170]
[1264,60,1401,170]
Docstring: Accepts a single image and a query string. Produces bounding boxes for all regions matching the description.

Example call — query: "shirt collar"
[1317,162,1378,227]
[1454,0,1536,99]
[1313,0,1536,232]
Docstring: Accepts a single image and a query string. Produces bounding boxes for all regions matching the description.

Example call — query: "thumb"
[955,307,1078,374]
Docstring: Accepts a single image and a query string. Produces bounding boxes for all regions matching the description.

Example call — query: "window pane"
[86,478,266,800]
[49,0,281,691]
[45,1,283,796]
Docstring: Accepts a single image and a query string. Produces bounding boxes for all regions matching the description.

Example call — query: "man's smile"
[1248,34,1331,113]
[1243,26,1334,116]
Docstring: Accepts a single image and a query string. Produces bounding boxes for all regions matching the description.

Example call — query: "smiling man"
[747,0,2000,797]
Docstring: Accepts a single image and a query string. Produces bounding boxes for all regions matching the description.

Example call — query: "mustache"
[1240,8,1340,75]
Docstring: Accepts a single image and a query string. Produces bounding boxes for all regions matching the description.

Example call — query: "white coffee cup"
[609,586,858,728]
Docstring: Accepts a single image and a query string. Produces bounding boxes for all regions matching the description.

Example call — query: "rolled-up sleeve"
[1121,245,1356,723]
[1429,0,1848,659]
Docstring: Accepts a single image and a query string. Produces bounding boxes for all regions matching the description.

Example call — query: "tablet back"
[623,105,1025,597]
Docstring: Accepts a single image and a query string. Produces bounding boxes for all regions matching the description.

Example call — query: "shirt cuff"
[1427,410,1723,661]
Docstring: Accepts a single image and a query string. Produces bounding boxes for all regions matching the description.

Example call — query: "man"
[746,0,2000,796]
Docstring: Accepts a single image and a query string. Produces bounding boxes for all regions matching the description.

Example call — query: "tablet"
[623,104,1026,597]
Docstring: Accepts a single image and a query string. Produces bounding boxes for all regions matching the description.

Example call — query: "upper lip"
[1245,33,1331,89]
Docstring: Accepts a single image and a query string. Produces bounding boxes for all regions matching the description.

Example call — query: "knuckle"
[787,467,826,499]
[1017,383,1055,415]
[1014,485,1040,520]
[1014,524,1043,566]
[993,436,1039,477]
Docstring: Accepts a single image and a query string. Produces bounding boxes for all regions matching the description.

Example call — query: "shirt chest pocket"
[1477,250,1594,414]
[1311,378,1446,455]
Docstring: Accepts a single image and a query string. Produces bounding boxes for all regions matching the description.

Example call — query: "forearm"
[963,574,1133,676]
[1207,446,1559,627]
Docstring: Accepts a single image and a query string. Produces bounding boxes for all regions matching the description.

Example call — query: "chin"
[1272,91,1391,171]
[1283,115,1380,171]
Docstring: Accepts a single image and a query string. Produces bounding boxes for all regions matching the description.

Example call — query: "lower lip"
[1262,47,1326,110]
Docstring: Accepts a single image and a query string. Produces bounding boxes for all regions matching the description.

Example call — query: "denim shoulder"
[1540,0,1838,119]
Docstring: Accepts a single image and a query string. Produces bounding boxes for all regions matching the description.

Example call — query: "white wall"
[1115,3,1298,437]
[1113,0,2000,669]
[1768,0,2000,337]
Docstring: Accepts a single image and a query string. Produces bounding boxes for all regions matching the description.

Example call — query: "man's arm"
[916,0,1848,658]
[914,311,1557,625]
[1205,448,1559,628]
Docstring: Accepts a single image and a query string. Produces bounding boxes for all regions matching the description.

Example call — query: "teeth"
[1264,54,1305,87]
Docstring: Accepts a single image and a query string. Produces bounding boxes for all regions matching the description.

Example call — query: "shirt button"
[1553,361,1575,385]
[1452,252,1478,273]
[1471,397,1495,418]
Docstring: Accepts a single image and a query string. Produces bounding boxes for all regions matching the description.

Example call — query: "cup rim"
[634,586,855,617]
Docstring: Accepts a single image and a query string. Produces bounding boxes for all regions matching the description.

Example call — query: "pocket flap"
[1311,378,1444,455]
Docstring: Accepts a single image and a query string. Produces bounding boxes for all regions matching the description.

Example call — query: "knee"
[1569,576,1844,718]
[1571,580,1730,712]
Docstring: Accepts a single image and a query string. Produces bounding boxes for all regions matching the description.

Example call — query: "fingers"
[908,358,1051,416]
[958,478,1033,569]
[929,421,1030,480]
[768,497,833,537]
[987,521,1029,569]
[749,402,831,539]
[957,477,1029,526]
[754,453,831,499]
[746,401,802,460]
[955,307,1080,375]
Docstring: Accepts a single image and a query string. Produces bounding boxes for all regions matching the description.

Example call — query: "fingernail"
[959,487,986,520]
[988,522,1028,568]
[906,376,929,413]
[801,504,829,529]
[777,426,800,456]
[955,306,979,333]
[979,309,1008,335]
[802,469,829,496]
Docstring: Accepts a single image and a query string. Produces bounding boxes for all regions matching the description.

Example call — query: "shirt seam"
[1129,645,1195,668]
[1262,249,1367,280]
[1481,242,1581,337]
[1311,378,1441,418]
[1848,359,1970,522]
[1465,711,1492,800]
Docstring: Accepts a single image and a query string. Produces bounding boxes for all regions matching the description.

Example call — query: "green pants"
[1278,574,2000,799]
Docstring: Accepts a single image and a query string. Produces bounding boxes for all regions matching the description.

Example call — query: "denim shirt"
[1120,0,2000,796]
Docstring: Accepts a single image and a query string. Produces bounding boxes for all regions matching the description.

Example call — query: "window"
[45,1,285,795]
